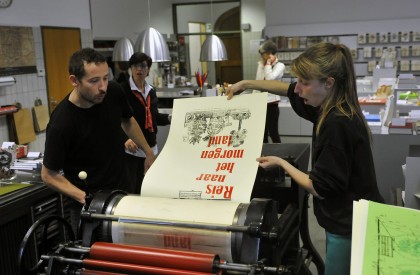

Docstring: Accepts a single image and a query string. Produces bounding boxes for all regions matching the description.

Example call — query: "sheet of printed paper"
[142,93,267,202]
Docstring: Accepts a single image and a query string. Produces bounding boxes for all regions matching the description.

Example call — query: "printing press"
[18,144,324,275]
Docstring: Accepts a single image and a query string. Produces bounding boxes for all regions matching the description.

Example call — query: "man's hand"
[125,139,138,153]
[144,153,156,174]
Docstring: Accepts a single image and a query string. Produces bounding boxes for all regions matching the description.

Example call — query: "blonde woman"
[226,42,384,275]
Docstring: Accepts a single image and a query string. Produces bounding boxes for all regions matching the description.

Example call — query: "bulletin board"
[0,26,37,76]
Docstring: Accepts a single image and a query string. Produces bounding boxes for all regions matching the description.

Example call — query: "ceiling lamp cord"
[134,0,170,62]
[199,0,228,62]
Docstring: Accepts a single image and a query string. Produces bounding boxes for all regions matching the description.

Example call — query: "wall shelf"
[270,31,420,78]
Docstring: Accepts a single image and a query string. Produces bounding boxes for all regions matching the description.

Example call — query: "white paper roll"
[111,196,242,261]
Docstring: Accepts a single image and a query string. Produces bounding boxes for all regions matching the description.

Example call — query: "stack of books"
[397,74,418,89]
[416,121,420,135]
[388,119,414,135]
[365,114,382,134]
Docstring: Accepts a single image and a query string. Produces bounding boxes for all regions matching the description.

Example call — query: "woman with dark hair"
[119,52,171,194]
[226,42,384,275]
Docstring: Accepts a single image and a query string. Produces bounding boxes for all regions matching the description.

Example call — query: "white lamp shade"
[200,35,228,62]
[112,38,134,62]
[134,27,170,62]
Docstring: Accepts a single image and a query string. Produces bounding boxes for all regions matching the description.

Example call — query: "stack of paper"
[416,121,420,135]
[397,74,418,89]
[10,159,42,171]
[351,200,420,274]
[388,122,414,135]
[365,114,382,134]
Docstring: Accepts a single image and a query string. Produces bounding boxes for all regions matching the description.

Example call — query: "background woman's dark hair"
[69,48,107,80]
[129,52,153,68]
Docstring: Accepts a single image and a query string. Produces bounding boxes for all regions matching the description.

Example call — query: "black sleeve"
[118,83,130,144]
[309,116,354,197]
[287,82,319,123]
[156,112,170,126]
[150,87,170,126]
[43,124,69,172]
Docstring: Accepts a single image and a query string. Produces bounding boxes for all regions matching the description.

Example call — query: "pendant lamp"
[135,27,170,62]
[199,1,228,61]
[200,35,228,61]
[112,38,134,62]
[134,0,170,62]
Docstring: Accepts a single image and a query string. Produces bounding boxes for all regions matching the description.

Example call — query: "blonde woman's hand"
[256,156,283,169]
[226,81,244,100]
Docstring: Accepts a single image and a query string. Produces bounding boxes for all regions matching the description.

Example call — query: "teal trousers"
[325,231,352,275]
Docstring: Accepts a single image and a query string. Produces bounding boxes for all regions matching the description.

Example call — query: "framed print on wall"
[412,32,420,42]
[357,33,366,44]
[375,47,383,58]
[400,46,410,57]
[400,32,410,42]
[379,32,388,43]
[390,32,399,43]
[368,33,377,44]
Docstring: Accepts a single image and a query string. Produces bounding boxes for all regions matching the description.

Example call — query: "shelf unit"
[356,31,420,75]
[271,31,420,78]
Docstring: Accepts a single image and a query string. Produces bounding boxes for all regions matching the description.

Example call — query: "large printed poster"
[142,93,267,202]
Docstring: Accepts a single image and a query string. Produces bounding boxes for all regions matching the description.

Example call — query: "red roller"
[83,258,213,275]
[83,270,122,275]
[89,242,218,273]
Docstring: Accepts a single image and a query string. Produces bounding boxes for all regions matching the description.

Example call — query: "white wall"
[176,2,239,33]
[265,0,420,37]
[266,0,420,27]
[241,0,266,32]
[241,0,266,80]
[0,0,92,151]
[0,0,90,28]
[90,0,174,42]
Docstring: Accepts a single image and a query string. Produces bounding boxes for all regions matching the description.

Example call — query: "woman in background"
[256,40,285,143]
[119,52,171,194]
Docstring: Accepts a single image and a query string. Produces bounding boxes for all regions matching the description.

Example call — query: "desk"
[278,102,313,136]
[372,133,420,203]
[157,88,199,108]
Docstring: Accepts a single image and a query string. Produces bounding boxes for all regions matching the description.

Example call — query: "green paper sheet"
[0,183,32,196]
[351,200,420,274]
